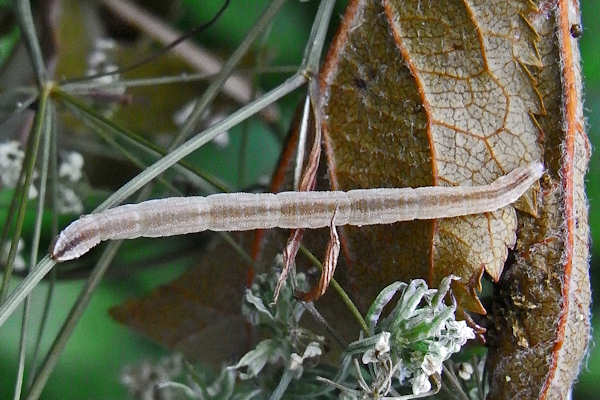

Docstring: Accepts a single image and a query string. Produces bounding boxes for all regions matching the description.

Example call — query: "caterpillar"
[51,162,542,262]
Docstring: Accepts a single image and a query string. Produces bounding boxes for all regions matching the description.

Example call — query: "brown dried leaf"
[318,0,590,398]
[109,235,250,364]
[320,0,542,314]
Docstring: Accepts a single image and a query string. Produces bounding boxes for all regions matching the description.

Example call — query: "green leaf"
[365,281,405,335]
[231,339,281,380]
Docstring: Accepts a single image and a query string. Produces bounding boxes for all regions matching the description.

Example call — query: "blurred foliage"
[0,0,598,399]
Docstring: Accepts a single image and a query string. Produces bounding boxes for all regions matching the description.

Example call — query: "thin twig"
[98,72,306,212]
[238,26,272,187]
[0,39,304,336]
[60,65,298,93]
[294,94,311,190]
[24,232,126,400]
[472,355,486,400]
[300,0,336,73]
[299,245,369,335]
[14,103,53,400]
[0,85,51,300]
[98,0,252,105]
[302,302,346,349]
[217,232,255,266]
[442,363,471,400]
[14,0,47,86]
[53,89,229,193]
[76,111,182,194]
[59,0,230,85]
[174,0,287,148]
[26,111,59,389]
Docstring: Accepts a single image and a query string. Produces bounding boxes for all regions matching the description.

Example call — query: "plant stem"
[175,0,288,148]
[0,21,306,336]
[100,0,254,105]
[442,363,471,400]
[0,84,51,300]
[27,113,59,389]
[299,245,369,335]
[89,123,182,194]
[300,0,336,73]
[53,89,229,193]
[294,94,311,190]
[60,66,298,93]
[25,236,124,400]
[218,232,254,265]
[14,103,53,400]
[99,72,307,212]
[14,0,47,86]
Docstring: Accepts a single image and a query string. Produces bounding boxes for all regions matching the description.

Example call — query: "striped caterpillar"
[51,162,542,262]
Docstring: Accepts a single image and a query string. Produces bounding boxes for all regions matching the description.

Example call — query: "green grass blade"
[0,0,341,332]
[26,113,59,389]
[21,3,297,385]
[22,3,300,389]
[54,89,230,193]
[301,0,336,72]
[0,0,329,330]
[14,298,30,400]
[14,0,46,86]
[63,101,184,195]
[13,102,53,400]
[174,0,288,148]
[0,56,304,334]
[25,238,123,400]
[0,87,50,300]
[59,65,299,94]
[0,8,338,394]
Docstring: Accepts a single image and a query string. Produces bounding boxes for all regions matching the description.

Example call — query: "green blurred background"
[0,1,598,398]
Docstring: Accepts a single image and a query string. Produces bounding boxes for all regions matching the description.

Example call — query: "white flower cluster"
[57,151,85,214]
[380,277,475,396]
[1,238,26,272]
[289,341,323,378]
[0,140,24,187]
[229,267,325,400]
[59,152,84,182]
[325,275,475,398]
[233,268,324,379]
[120,353,183,400]
[0,141,37,199]
[172,101,230,148]
[0,141,86,215]
[457,361,474,381]
[392,318,475,395]
[86,38,125,95]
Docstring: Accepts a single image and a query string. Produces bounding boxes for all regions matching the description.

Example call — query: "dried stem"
[299,245,369,335]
